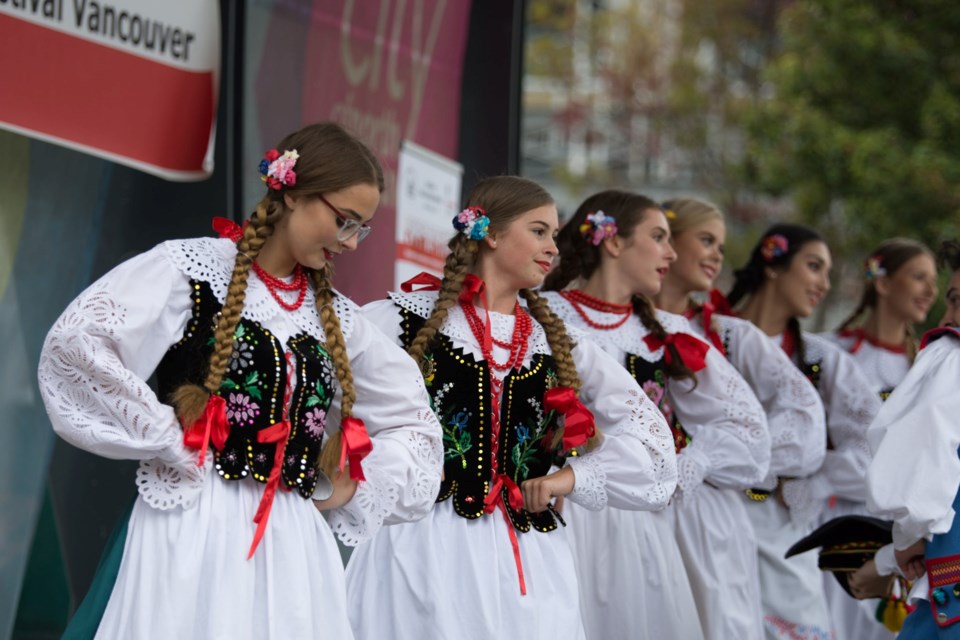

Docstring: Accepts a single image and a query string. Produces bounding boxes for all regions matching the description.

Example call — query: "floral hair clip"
[259,148,299,190]
[663,208,677,220]
[760,234,789,262]
[864,256,887,281]
[579,210,618,246]
[453,206,490,240]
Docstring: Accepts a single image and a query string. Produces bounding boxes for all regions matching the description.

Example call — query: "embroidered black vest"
[625,353,689,453]
[155,280,337,499]
[400,307,562,533]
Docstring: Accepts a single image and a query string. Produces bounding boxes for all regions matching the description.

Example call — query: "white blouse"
[774,331,882,524]
[37,237,444,545]
[693,313,827,486]
[823,330,912,397]
[540,292,770,495]
[364,290,679,512]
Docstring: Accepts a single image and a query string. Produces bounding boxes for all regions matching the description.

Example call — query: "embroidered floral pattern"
[441,408,473,469]
[304,407,327,439]
[226,392,260,425]
[510,396,556,482]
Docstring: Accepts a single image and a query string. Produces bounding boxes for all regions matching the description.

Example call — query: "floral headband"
[760,234,789,262]
[864,255,886,280]
[453,206,490,240]
[259,148,299,190]
[579,210,618,246]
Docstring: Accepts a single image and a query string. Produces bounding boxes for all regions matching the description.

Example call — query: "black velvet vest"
[625,353,690,453]
[155,280,337,499]
[400,307,562,533]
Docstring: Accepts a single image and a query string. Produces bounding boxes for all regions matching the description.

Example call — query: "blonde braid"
[172,202,281,426]
[522,290,601,451]
[407,239,478,365]
[311,266,358,478]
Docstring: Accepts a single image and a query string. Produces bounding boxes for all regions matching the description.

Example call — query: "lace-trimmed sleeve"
[722,317,826,480]
[668,344,771,493]
[565,338,677,511]
[325,313,443,546]
[37,246,207,510]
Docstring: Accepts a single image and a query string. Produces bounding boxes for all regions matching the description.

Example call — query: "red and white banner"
[0,0,220,181]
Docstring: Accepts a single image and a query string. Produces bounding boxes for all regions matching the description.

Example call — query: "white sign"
[394,140,463,290]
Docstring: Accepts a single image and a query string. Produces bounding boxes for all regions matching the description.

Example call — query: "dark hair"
[727,223,825,365]
[172,122,383,477]
[543,190,695,381]
[938,239,960,273]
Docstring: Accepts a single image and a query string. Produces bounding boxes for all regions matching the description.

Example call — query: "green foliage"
[746,0,960,255]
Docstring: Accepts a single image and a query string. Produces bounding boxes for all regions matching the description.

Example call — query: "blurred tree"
[745,0,960,257]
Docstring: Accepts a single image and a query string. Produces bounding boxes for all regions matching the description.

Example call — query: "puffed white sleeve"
[564,338,678,512]
[324,310,444,547]
[668,345,771,494]
[866,337,960,549]
[725,320,826,480]
[37,246,207,510]
[782,343,880,523]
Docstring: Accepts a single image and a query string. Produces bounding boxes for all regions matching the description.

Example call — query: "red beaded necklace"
[461,301,532,371]
[252,261,309,311]
[560,289,633,330]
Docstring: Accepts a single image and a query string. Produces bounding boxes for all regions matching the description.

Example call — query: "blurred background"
[2,1,958,637]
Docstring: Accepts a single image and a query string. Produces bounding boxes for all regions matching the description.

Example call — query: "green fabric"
[61,503,132,640]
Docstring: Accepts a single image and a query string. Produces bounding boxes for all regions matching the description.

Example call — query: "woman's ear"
[873,276,890,297]
[764,266,778,280]
[484,234,498,250]
[601,234,622,258]
[283,192,297,210]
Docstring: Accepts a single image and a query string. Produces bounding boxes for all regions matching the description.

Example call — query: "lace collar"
[387,290,553,357]
[162,237,357,339]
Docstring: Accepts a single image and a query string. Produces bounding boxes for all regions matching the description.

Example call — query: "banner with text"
[0,0,220,181]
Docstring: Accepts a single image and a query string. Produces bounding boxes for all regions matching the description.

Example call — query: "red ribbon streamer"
[400,272,442,292]
[182,394,230,467]
[709,288,734,317]
[212,216,247,242]
[543,386,597,451]
[484,473,527,595]
[460,274,492,354]
[643,332,710,372]
[698,302,727,355]
[339,417,372,482]
[247,419,291,559]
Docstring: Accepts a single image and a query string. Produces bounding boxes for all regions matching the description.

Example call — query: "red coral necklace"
[252,261,308,311]
[560,289,632,329]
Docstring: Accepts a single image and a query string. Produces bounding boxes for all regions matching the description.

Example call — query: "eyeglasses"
[318,194,372,243]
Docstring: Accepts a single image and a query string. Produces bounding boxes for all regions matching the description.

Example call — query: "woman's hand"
[848,559,895,600]
[312,466,359,512]
[894,539,927,581]
[521,466,575,513]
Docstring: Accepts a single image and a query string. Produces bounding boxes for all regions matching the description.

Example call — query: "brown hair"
[172,122,383,477]
[407,175,594,448]
[544,190,696,381]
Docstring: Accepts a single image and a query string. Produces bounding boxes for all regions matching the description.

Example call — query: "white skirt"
[565,501,705,640]
[745,496,832,640]
[819,498,895,640]
[672,486,765,640]
[345,499,585,640]
[97,474,353,639]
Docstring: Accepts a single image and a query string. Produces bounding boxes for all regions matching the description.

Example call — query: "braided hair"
[172,122,383,478]
[408,175,593,448]
[727,223,824,366]
[543,190,696,381]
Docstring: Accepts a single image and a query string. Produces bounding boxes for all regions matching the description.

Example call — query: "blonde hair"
[662,197,724,238]
[172,122,383,477]
[408,176,595,449]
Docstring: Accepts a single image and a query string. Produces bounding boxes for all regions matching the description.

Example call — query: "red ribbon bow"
[709,289,734,317]
[400,272,442,292]
[182,394,230,467]
[459,274,492,353]
[543,386,597,451]
[247,419,292,559]
[339,417,373,481]
[212,216,248,242]
[643,332,710,372]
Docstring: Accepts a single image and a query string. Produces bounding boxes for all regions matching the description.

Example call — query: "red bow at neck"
[212,216,248,242]
[643,332,710,372]
[400,272,442,292]
[543,386,597,451]
[708,289,734,317]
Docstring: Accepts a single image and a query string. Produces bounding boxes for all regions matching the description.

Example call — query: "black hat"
[785,515,893,597]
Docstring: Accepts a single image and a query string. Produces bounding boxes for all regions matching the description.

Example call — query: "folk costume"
[824,328,912,639]
[768,330,882,639]
[866,327,960,639]
[544,290,771,640]
[345,288,678,640]
[38,237,443,638]
[688,299,832,640]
